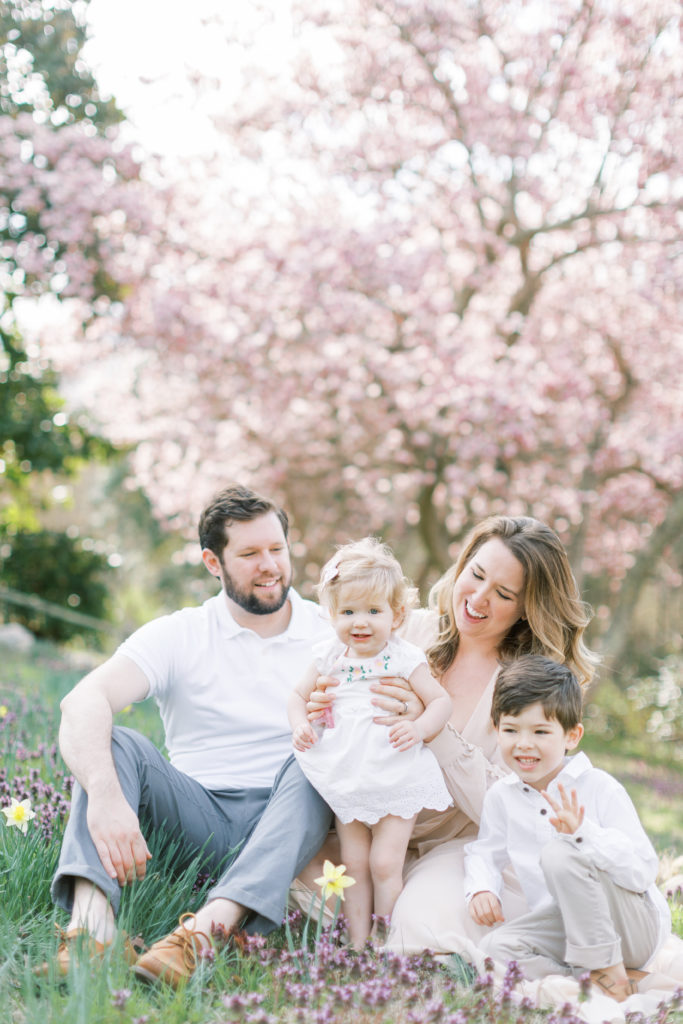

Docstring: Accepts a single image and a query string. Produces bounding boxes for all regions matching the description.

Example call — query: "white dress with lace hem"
[295,635,452,825]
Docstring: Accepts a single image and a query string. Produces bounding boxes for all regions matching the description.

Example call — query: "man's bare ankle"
[69,881,117,944]
[191,898,247,947]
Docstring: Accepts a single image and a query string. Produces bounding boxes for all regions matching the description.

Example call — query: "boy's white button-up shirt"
[464,751,671,953]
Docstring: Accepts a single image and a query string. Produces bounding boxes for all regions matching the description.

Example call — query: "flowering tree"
[37,0,683,662]
[0,0,159,636]
[0,0,146,307]
[0,0,151,488]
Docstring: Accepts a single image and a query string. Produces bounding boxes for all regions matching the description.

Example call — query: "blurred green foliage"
[583,656,683,851]
[585,656,683,757]
[0,327,115,645]
[0,327,108,510]
[0,0,122,128]
[0,529,110,643]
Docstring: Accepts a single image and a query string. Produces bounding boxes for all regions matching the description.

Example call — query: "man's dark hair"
[491,654,583,732]
[198,485,289,558]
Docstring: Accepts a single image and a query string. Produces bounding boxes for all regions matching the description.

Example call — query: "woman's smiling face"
[452,538,525,650]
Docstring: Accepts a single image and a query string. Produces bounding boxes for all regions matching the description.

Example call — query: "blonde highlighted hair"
[427,516,599,689]
[317,537,417,626]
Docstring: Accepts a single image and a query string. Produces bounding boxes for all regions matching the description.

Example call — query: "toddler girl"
[288,538,452,947]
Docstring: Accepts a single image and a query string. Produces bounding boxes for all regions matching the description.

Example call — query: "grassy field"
[0,640,681,1024]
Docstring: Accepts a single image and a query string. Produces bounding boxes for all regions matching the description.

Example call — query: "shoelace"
[172,914,212,969]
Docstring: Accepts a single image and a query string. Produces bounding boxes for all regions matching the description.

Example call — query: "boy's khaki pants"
[480,838,661,978]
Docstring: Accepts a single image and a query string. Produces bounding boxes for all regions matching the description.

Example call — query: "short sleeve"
[311,636,345,673]
[117,613,178,698]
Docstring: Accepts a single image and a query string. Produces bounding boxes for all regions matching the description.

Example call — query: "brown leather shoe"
[132,914,214,988]
[35,926,144,977]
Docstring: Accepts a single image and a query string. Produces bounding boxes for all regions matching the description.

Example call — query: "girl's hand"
[541,783,585,834]
[370,676,424,726]
[292,721,318,751]
[469,891,504,927]
[388,719,422,751]
[306,675,339,722]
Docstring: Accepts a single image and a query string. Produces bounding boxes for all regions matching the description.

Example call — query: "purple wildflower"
[111,988,131,1009]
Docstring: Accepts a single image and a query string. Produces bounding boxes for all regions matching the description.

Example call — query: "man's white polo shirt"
[118,588,333,790]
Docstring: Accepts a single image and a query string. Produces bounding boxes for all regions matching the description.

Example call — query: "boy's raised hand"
[541,782,585,834]
[469,891,505,927]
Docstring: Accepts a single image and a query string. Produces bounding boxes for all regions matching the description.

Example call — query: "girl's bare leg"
[295,831,341,900]
[369,814,416,937]
[336,817,373,948]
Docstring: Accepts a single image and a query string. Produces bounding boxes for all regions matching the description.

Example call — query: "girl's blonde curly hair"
[317,537,417,626]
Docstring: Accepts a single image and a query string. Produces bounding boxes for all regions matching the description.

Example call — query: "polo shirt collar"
[212,587,319,640]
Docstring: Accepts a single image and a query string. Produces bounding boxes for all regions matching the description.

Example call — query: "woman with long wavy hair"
[386,514,599,953]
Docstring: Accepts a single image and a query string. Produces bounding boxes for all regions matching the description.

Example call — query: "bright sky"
[84,0,293,156]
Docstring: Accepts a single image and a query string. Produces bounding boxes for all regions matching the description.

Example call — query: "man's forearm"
[59,689,122,798]
[58,656,153,885]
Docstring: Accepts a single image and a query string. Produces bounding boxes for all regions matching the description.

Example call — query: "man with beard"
[50,485,336,986]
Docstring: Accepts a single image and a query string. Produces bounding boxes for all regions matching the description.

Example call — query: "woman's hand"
[306,675,339,721]
[370,676,425,726]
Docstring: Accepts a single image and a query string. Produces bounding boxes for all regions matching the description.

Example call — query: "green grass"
[0,641,682,1024]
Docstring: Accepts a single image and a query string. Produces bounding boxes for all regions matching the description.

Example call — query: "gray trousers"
[480,839,661,978]
[52,726,333,933]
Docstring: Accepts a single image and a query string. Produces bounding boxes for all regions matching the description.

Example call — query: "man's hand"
[370,676,424,726]
[388,719,423,751]
[86,794,151,886]
[306,675,339,721]
[541,782,585,835]
[292,721,318,751]
[469,891,505,927]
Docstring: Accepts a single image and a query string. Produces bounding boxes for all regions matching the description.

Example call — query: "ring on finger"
[399,700,408,715]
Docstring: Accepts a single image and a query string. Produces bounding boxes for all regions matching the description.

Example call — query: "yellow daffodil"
[314,860,356,901]
[2,797,36,834]
[0,705,7,718]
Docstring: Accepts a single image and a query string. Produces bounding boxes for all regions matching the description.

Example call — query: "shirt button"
[540,808,547,815]
[575,837,583,843]
[523,787,530,792]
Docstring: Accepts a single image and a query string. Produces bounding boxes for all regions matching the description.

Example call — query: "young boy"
[463,654,671,1003]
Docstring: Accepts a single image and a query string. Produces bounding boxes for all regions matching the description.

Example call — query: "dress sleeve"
[392,638,428,676]
[427,723,510,826]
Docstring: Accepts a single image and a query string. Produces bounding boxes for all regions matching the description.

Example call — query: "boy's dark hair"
[198,485,289,558]
[491,654,583,731]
